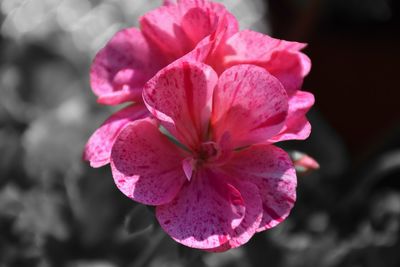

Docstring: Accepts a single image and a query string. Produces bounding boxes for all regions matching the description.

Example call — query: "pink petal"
[140,0,238,61]
[224,30,310,96]
[90,27,166,105]
[210,179,262,252]
[223,145,297,232]
[270,91,314,142]
[110,118,187,205]
[140,4,191,59]
[156,169,246,250]
[211,64,288,148]
[83,104,148,168]
[143,61,217,150]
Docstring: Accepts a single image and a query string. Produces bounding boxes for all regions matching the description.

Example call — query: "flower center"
[197,141,220,162]
[182,142,221,181]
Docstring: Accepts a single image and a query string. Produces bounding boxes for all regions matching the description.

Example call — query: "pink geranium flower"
[85,0,314,168]
[110,61,297,251]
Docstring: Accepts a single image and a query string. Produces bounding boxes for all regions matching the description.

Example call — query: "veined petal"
[140,0,238,60]
[140,4,191,59]
[224,30,310,96]
[156,169,246,250]
[90,27,165,105]
[270,91,314,142]
[83,104,148,168]
[110,118,186,205]
[143,61,217,150]
[223,145,297,232]
[212,64,288,148]
[208,178,262,252]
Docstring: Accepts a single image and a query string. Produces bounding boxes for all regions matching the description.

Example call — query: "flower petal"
[143,61,217,150]
[140,0,237,60]
[270,91,314,142]
[208,178,262,252]
[83,104,148,168]
[223,145,297,232]
[156,169,246,250]
[110,118,187,205]
[90,27,166,105]
[224,30,310,96]
[212,64,288,148]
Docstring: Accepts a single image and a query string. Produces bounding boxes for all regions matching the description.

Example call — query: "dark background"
[0,0,399,266]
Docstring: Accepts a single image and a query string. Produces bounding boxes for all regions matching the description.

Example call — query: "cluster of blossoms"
[84,0,315,251]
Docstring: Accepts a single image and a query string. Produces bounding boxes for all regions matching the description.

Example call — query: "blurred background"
[0,0,399,266]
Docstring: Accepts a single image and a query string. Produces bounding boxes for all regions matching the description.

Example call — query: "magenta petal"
[223,179,262,250]
[212,64,288,148]
[143,61,217,149]
[265,50,311,96]
[224,145,297,232]
[156,169,245,249]
[90,27,165,105]
[140,4,192,59]
[270,91,315,142]
[140,0,238,60]
[83,104,148,168]
[110,118,186,205]
[224,30,310,96]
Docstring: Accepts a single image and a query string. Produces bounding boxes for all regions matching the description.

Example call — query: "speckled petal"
[224,30,310,96]
[110,118,186,205]
[143,61,217,150]
[224,145,297,232]
[270,90,314,142]
[83,104,148,168]
[208,178,262,252]
[90,27,166,105]
[211,64,288,148]
[140,0,238,60]
[156,169,245,250]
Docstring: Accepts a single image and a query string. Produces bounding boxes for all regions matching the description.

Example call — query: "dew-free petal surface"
[140,0,237,61]
[111,118,186,205]
[156,169,245,249]
[212,64,288,148]
[224,30,310,96]
[143,61,217,149]
[223,145,296,232]
[90,28,166,105]
[270,91,314,142]
[210,178,262,252]
[83,104,148,168]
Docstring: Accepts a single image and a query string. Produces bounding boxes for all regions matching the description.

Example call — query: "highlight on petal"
[110,118,187,205]
[140,0,238,60]
[269,90,315,142]
[223,30,310,96]
[213,179,262,252]
[90,27,166,105]
[223,145,296,232]
[156,169,246,250]
[211,64,288,148]
[143,61,217,149]
[83,104,148,168]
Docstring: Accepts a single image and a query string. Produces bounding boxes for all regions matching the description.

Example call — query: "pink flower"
[110,61,297,251]
[86,0,314,169]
